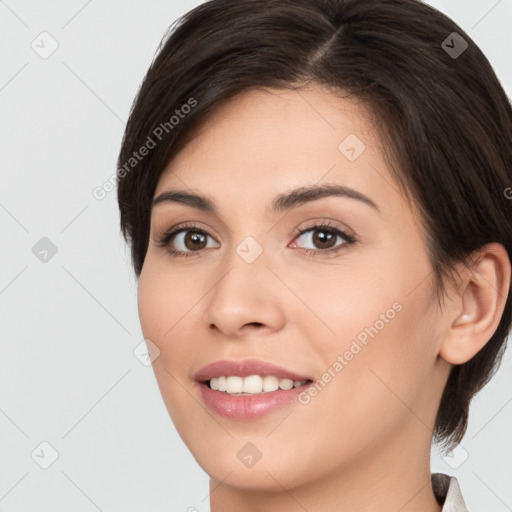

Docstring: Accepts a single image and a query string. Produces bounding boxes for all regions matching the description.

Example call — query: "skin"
[137,85,510,512]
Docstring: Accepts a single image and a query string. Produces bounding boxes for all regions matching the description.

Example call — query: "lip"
[194,359,313,420]
[198,383,312,420]
[194,359,312,382]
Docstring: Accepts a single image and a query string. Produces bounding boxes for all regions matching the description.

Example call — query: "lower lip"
[198,382,311,420]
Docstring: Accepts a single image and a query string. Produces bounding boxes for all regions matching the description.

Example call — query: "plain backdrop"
[1,0,511,511]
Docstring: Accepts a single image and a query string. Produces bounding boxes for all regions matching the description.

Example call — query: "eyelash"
[155,220,357,259]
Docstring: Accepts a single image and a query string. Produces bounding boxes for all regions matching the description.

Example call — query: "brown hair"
[117,0,512,453]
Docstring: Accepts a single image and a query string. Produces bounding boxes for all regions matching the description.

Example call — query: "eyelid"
[292,219,356,243]
[154,221,219,245]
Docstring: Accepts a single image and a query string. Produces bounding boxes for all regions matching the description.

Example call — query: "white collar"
[432,473,470,511]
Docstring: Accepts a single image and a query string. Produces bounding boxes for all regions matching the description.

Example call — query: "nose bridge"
[212,232,270,309]
[203,232,285,335]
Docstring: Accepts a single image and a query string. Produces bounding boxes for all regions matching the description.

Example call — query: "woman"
[116,0,512,510]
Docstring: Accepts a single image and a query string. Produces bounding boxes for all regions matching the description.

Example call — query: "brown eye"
[182,231,208,251]
[311,229,337,249]
[169,229,216,252]
[293,224,354,253]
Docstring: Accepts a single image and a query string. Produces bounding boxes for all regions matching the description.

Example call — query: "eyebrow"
[151,183,380,215]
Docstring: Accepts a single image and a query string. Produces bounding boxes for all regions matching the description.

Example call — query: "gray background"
[1,0,511,510]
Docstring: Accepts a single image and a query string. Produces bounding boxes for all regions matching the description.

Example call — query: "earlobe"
[438,243,511,366]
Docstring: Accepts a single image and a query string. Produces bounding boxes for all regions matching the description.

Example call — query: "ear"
[438,243,511,365]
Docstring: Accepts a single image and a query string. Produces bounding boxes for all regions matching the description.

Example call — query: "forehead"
[154,86,397,215]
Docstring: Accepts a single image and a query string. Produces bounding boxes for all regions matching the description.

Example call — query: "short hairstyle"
[117,0,512,453]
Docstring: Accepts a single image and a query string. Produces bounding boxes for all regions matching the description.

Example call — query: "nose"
[203,248,287,340]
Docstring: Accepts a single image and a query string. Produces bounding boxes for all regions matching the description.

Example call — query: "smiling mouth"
[203,375,313,396]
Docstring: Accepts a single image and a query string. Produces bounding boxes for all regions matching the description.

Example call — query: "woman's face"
[138,86,451,492]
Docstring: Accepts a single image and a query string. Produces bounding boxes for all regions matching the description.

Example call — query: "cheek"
[327,279,439,426]
[137,268,166,345]
[291,302,438,474]
[137,262,189,392]
[137,259,199,346]
[137,262,202,425]
[284,259,406,355]
[291,254,438,413]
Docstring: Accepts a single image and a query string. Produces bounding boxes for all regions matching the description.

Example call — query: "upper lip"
[194,359,313,382]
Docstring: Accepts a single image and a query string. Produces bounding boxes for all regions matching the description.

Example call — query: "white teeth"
[279,378,293,390]
[226,376,243,394]
[217,376,227,392]
[262,375,279,392]
[242,375,263,394]
[208,375,308,395]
